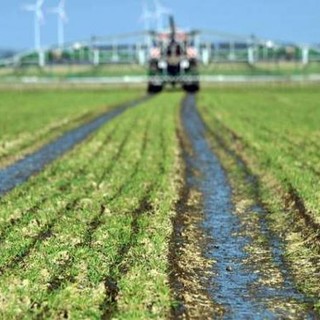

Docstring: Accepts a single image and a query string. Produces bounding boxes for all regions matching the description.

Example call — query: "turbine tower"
[48,0,68,48]
[153,0,171,31]
[140,0,154,31]
[23,0,45,51]
[140,0,154,51]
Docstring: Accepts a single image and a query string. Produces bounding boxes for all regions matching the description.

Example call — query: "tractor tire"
[147,83,163,94]
[183,82,200,93]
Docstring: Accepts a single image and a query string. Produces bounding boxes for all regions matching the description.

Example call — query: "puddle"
[181,94,316,319]
[0,96,149,196]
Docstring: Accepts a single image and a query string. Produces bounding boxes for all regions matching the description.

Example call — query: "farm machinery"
[147,16,200,93]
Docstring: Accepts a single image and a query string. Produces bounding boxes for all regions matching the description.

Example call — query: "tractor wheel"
[147,83,163,94]
[183,82,200,93]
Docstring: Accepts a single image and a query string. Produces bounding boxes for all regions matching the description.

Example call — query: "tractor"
[147,16,200,93]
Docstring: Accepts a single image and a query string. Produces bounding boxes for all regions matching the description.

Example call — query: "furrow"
[0,96,149,196]
[100,192,154,320]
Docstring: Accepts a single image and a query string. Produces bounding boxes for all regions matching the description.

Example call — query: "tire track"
[0,109,100,166]
[177,94,316,319]
[202,110,320,245]
[0,113,133,244]
[0,121,121,242]
[0,96,150,196]
[169,128,218,319]
[0,99,142,247]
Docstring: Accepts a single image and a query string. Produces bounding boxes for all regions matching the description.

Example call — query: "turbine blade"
[36,9,45,24]
[59,0,67,22]
[153,0,172,17]
[60,11,68,23]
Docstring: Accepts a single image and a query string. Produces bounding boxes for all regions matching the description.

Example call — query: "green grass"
[0,65,147,78]
[199,86,320,221]
[2,61,320,79]
[0,92,182,319]
[200,62,320,76]
[68,65,147,77]
[198,85,320,308]
[0,88,143,167]
[1,85,319,316]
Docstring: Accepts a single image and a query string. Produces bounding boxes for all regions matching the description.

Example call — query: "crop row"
[0,92,182,319]
[0,88,142,167]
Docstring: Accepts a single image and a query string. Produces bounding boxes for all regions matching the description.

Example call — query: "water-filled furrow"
[181,94,315,319]
[0,96,149,196]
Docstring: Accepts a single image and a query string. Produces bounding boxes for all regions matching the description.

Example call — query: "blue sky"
[1,0,319,50]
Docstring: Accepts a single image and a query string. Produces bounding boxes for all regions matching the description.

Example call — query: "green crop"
[198,85,320,309]
[0,88,142,167]
[199,86,320,221]
[2,84,319,317]
[0,92,182,319]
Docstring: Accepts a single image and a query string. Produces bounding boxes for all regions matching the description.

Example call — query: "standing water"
[0,97,149,197]
[181,94,316,319]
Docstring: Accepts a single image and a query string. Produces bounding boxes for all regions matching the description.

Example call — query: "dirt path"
[0,96,150,196]
[174,94,317,319]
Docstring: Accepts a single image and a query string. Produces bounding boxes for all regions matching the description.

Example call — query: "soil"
[169,93,318,319]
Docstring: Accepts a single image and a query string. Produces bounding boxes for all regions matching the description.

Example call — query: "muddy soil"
[0,96,149,196]
[170,94,317,319]
[169,128,222,319]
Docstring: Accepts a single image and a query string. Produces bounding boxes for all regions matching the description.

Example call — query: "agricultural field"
[0,85,319,319]
[199,86,320,225]
[0,92,181,319]
[2,61,320,79]
[0,65,147,78]
[0,88,142,167]
[200,61,320,76]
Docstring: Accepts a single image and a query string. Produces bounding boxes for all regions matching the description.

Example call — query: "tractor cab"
[147,16,200,93]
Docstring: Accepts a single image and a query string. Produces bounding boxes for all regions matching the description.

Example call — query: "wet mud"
[180,94,317,319]
[169,129,220,319]
[0,96,149,197]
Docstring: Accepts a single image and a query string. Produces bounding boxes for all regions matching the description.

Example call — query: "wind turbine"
[140,1,154,31]
[23,0,45,51]
[48,0,68,48]
[153,0,171,31]
[140,0,155,51]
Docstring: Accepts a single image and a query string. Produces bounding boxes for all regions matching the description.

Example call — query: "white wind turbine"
[48,0,68,48]
[140,0,155,50]
[153,0,171,31]
[23,0,45,51]
[140,1,154,31]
